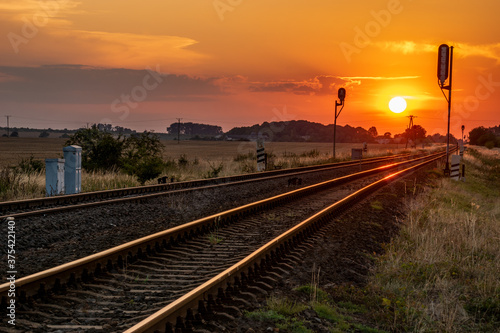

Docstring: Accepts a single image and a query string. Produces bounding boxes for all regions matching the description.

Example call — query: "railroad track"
[0,151,448,332]
[0,152,418,219]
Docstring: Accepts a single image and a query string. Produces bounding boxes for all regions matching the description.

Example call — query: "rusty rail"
[124,153,445,332]
[0,152,415,218]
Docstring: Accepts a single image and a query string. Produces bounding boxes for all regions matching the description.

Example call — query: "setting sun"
[388,97,407,114]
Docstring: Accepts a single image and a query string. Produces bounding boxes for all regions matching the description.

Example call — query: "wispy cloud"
[375,41,436,54]
[337,75,420,80]
[0,0,81,25]
[249,76,356,95]
[249,75,419,95]
[1,0,206,70]
[375,40,500,62]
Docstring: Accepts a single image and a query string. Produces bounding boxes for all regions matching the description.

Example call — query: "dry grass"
[364,146,500,332]
[0,137,440,202]
[0,169,142,201]
[0,137,433,168]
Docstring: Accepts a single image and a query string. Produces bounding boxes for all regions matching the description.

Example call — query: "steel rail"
[0,152,416,216]
[0,152,420,220]
[124,153,445,333]
[0,151,442,302]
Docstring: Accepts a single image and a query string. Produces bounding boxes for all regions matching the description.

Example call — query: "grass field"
[0,137,427,168]
[325,146,500,332]
[242,146,500,332]
[0,137,439,201]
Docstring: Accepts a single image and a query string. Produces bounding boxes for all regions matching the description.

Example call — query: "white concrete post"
[63,145,82,194]
[45,158,65,196]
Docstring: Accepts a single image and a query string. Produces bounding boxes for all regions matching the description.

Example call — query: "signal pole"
[437,44,453,176]
[333,88,346,160]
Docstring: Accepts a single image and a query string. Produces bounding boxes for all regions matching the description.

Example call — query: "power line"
[5,115,11,136]
[176,118,182,144]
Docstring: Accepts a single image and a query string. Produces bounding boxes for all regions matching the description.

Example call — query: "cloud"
[249,75,419,95]
[0,1,206,70]
[338,75,420,81]
[0,65,226,104]
[375,41,500,62]
[249,76,353,95]
[375,41,436,54]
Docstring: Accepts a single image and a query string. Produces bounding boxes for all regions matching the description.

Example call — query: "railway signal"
[333,88,346,159]
[437,43,454,176]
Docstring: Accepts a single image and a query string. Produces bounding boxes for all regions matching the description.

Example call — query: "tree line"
[468,125,500,148]
[65,125,164,184]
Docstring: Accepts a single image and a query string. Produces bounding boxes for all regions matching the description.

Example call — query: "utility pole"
[405,115,416,149]
[5,115,11,137]
[176,118,182,144]
[333,88,346,160]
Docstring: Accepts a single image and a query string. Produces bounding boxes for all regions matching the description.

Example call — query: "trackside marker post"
[256,139,266,171]
[450,155,461,180]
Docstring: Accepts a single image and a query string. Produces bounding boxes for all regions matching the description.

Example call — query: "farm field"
[0,137,441,201]
[0,137,432,168]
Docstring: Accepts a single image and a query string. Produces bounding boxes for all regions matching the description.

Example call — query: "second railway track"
[0,151,449,332]
[0,152,419,219]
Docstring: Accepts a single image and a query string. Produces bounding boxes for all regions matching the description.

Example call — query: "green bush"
[66,126,125,171]
[66,127,165,184]
[485,141,495,149]
[178,154,189,167]
[121,132,165,184]
[17,156,44,174]
[205,162,223,178]
[124,156,164,185]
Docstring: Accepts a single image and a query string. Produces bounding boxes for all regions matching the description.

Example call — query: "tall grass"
[361,146,500,331]
[0,168,45,201]
[1,144,438,202]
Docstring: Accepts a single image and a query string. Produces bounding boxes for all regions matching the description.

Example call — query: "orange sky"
[1,0,499,138]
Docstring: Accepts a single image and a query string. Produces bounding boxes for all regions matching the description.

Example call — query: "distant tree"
[121,132,165,184]
[479,132,497,147]
[167,122,223,137]
[96,123,113,132]
[66,126,166,183]
[383,132,391,139]
[39,131,50,138]
[402,125,426,146]
[368,126,378,138]
[10,131,19,137]
[469,126,488,145]
[65,125,125,171]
